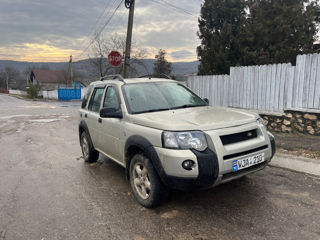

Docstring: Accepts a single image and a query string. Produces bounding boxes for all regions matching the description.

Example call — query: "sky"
[0,0,203,63]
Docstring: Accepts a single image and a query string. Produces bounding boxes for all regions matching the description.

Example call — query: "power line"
[159,0,197,16]
[74,0,118,61]
[149,0,197,17]
[91,0,118,36]
[75,0,125,60]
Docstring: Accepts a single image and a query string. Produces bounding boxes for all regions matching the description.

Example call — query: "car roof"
[89,78,179,87]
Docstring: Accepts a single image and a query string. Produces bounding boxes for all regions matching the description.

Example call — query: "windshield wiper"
[134,108,171,114]
[170,104,207,110]
[134,104,207,114]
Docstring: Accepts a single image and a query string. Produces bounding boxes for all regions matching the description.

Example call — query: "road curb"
[270,153,320,177]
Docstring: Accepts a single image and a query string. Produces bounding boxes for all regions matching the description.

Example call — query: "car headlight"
[257,117,265,125]
[162,131,208,152]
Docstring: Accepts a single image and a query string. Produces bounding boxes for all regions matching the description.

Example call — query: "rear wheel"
[80,131,99,163]
[129,153,168,208]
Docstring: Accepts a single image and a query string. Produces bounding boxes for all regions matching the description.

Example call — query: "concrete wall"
[9,89,27,95]
[41,90,58,100]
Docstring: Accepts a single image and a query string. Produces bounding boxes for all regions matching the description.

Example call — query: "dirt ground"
[273,132,320,159]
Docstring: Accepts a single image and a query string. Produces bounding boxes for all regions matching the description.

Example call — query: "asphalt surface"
[0,94,319,240]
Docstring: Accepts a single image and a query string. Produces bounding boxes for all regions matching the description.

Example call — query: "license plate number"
[232,153,265,172]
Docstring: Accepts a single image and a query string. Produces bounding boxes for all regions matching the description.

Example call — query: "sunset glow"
[0,43,81,62]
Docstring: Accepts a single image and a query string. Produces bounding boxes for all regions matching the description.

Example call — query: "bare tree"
[4,67,22,89]
[89,34,146,78]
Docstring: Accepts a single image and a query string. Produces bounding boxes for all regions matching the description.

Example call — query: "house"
[30,69,69,91]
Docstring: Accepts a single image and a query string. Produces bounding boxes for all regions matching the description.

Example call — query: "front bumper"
[153,124,275,191]
[155,147,219,190]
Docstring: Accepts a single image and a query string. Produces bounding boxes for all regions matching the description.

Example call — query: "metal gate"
[58,83,82,101]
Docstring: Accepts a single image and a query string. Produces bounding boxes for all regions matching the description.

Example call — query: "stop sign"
[108,51,122,67]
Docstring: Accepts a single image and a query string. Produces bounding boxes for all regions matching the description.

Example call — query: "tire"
[80,131,99,163]
[129,153,168,208]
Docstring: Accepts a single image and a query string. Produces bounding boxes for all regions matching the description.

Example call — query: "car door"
[86,87,105,148]
[99,86,124,164]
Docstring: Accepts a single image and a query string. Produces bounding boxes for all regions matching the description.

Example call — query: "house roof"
[32,69,66,84]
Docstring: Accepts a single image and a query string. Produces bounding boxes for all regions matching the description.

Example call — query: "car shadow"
[82,154,267,212]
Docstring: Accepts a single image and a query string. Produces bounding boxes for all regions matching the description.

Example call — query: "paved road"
[0,94,319,240]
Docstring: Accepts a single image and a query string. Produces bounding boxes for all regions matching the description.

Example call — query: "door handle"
[84,114,87,118]
[98,118,102,123]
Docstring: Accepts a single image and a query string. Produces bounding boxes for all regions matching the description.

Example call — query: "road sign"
[108,51,122,67]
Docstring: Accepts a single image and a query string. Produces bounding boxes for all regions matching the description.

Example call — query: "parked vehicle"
[79,75,275,208]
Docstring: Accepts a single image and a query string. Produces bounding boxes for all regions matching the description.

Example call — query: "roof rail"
[138,74,171,79]
[100,74,124,82]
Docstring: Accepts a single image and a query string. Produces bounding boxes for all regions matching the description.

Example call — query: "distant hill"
[0,59,199,78]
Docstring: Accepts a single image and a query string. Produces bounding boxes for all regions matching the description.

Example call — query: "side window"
[103,87,120,110]
[88,88,105,113]
[81,85,94,109]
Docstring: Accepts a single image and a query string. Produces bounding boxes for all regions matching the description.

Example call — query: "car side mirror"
[100,108,123,119]
[203,98,209,104]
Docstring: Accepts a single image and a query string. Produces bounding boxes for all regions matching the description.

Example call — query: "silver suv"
[79,75,275,208]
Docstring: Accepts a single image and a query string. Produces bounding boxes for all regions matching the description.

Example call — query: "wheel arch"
[124,135,165,180]
[79,120,93,147]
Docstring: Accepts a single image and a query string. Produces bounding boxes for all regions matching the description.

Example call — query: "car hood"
[128,106,258,131]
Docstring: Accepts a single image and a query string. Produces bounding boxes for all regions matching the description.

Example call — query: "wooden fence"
[187,53,320,113]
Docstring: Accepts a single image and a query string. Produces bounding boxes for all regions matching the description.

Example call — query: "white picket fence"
[187,53,320,113]
[188,75,230,107]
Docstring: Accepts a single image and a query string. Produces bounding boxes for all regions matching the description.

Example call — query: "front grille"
[220,129,258,145]
[222,162,267,180]
[223,145,268,160]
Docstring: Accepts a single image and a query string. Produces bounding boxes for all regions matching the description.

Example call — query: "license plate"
[232,153,265,172]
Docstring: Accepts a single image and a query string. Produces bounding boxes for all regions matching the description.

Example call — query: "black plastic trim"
[220,129,258,145]
[223,145,268,160]
[269,134,276,158]
[124,135,166,180]
[124,136,219,190]
[79,120,93,147]
[161,148,219,190]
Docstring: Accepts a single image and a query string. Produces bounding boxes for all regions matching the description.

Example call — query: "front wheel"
[129,153,168,208]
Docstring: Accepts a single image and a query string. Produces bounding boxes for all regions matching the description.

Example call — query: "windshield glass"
[122,82,207,114]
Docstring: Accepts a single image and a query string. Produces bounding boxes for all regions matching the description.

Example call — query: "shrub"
[27,84,38,98]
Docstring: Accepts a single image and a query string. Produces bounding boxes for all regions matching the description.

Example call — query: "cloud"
[0,0,202,62]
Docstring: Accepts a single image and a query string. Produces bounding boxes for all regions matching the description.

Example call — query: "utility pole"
[123,0,135,78]
[5,72,8,91]
[68,55,73,86]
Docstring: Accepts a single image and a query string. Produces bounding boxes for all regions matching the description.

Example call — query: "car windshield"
[122,82,207,114]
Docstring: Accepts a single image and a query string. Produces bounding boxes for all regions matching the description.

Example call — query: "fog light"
[182,160,195,171]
